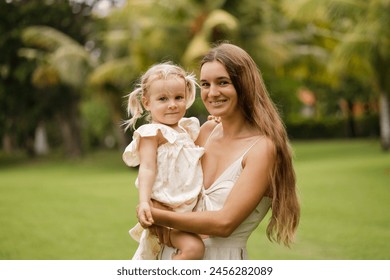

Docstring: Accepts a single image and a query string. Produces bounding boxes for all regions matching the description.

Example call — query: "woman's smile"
[209,99,227,106]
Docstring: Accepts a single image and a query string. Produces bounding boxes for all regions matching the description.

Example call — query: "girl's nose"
[168,101,177,109]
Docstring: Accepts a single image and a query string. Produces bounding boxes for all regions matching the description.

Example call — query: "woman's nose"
[208,84,220,97]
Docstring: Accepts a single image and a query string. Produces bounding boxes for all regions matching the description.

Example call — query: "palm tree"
[21,25,93,157]
[89,0,311,141]
[282,0,390,150]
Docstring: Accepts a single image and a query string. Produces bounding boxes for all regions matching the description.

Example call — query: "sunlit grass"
[249,139,390,259]
[0,140,389,259]
[0,151,136,259]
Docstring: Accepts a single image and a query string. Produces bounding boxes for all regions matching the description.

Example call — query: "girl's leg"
[169,229,205,260]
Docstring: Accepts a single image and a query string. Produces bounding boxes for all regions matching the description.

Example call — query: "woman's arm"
[152,137,276,237]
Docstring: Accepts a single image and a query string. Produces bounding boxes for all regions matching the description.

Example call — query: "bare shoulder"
[244,136,276,168]
[196,120,219,146]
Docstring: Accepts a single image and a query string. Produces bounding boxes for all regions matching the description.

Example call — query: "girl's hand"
[207,115,221,123]
[137,201,154,228]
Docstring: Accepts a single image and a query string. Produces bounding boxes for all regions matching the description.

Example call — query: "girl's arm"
[152,137,276,237]
[137,135,159,227]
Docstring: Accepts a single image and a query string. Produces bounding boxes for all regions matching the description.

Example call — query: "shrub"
[286,114,379,139]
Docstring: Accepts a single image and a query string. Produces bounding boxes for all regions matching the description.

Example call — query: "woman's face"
[200,61,238,118]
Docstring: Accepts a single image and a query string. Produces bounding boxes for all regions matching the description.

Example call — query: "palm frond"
[88,58,140,89]
[50,45,91,88]
[182,9,238,65]
[22,25,80,52]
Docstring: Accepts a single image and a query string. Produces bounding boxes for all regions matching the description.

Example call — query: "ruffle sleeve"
[122,123,178,167]
[178,117,201,141]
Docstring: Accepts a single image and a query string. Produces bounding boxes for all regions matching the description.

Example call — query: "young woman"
[150,43,300,260]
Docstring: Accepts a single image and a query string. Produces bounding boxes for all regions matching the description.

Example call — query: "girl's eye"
[176,96,184,100]
[158,97,168,101]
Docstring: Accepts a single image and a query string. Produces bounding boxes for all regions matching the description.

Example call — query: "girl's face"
[143,77,187,128]
[200,61,238,118]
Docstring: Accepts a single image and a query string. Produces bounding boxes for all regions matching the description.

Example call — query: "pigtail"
[123,87,144,131]
[184,72,198,109]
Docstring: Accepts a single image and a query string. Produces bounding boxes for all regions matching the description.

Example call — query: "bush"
[286,114,379,139]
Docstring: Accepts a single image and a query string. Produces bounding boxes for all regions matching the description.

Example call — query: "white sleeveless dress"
[159,133,272,260]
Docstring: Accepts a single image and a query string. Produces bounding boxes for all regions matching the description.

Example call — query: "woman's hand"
[148,200,174,246]
[149,225,173,247]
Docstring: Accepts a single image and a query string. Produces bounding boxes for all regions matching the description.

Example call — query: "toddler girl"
[122,62,204,260]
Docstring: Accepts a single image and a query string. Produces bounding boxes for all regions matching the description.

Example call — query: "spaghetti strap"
[241,137,263,158]
[205,124,263,159]
[204,123,221,147]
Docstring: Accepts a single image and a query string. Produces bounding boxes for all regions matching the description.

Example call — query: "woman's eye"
[219,80,229,86]
[201,82,209,88]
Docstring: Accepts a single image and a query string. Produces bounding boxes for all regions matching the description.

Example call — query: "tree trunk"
[112,111,128,150]
[34,122,49,155]
[57,100,83,158]
[346,99,356,138]
[2,134,13,154]
[379,92,390,151]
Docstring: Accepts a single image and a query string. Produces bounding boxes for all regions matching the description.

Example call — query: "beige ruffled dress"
[123,117,204,260]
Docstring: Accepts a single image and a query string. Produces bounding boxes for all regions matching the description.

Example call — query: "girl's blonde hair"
[123,62,197,130]
[201,43,300,247]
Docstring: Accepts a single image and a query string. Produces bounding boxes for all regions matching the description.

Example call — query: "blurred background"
[0,0,389,260]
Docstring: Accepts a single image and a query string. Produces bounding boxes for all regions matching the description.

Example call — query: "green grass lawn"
[1,139,389,260]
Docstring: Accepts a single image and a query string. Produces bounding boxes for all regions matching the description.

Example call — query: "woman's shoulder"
[197,120,219,146]
[244,135,276,167]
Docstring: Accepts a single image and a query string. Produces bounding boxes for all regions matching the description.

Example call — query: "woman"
[150,43,300,260]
